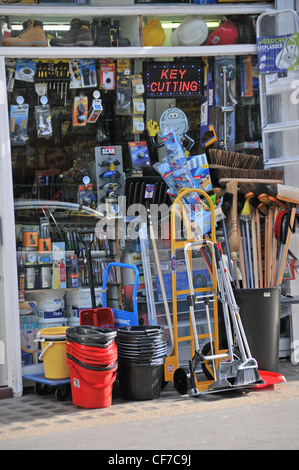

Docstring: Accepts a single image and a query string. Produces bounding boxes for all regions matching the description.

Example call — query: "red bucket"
[67,358,118,409]
[67,353,118,369]
[66,342,117,364]
[79,308,114,328]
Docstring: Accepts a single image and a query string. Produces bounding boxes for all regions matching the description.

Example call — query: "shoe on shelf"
[94,19,131,47]
[3,19,47,47]
[50,19,94,47]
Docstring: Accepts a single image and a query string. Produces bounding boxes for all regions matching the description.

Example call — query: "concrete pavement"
[0,359,298,450]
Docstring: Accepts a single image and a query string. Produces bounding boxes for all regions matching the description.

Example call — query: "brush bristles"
[239,183,255,197]
[208,149,260,170]
[278,184,299,202]
[215,168,284,181]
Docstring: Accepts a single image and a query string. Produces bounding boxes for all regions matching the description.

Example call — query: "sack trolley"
[164,188,263,396]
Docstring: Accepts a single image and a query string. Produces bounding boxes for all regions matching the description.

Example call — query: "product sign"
[257,32,299,74]
[143,61,203,98]
[100,147,117,155]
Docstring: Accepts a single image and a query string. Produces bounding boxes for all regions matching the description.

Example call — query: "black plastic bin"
[234,287,281,372]
[118,360,164,400]
[117,326,167,400]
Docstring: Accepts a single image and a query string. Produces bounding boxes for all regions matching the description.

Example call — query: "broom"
[250,205,259,288]
[272,210,289,287]
[276,184,299,285]
[208,148,260,170]
[239,183,266,288]
[224,181,239,287]
[270,207,279,287]
[214,168,284,185]
[240,199,254,288]
[239,183,268,216]
[255,207,263,288]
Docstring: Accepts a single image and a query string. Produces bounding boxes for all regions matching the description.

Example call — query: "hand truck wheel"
[201,342,216,381]
[173,367,190,395]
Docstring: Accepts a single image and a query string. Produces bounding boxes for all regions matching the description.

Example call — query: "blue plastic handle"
[102,262,140,316]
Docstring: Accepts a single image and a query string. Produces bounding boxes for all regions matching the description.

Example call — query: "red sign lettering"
[145,61,202,98]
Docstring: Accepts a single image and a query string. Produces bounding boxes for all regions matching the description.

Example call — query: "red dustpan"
[251,370,286,389]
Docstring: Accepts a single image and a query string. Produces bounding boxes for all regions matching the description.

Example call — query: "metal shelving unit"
[0,3,275,58]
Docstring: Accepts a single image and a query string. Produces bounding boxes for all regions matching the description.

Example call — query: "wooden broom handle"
[277,206,297,286]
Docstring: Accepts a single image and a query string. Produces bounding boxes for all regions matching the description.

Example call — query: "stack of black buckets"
[116,325,167,400]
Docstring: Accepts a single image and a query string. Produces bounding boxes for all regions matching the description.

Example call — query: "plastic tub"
[67,358,117,408]
[118,359,164,401]
[27,291,65,320]
[38,317,68,329]
[39,338,70,380]
[66,326,116,347]
[66,343,118,365]
[116,325,166,400]
[66,288,102,318]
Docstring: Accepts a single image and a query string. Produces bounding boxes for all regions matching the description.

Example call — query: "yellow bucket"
[38,327,70,380]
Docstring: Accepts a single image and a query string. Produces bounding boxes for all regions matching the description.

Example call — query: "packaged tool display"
[10,99,29,146]
[35,101,53,139]
[95,145,125,209]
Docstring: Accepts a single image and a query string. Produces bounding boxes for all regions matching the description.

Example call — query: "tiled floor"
[0,359,298,442]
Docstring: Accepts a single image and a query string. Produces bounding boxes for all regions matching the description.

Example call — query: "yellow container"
[38,327,70,380]
[39,327,69,339]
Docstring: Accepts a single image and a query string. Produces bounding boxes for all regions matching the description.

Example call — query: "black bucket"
[66,325,116,348]
[117,325,167,400]
[118,361,164,400]
[234,287,281,372]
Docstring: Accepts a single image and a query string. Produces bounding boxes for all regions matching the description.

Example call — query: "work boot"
[94,19,131,47]
[50,19,94,47]
[3,19,47,47]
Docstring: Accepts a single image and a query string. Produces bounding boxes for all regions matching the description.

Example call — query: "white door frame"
[0,56,22,396]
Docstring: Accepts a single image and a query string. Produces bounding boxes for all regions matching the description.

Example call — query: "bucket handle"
[38,341,53,361]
